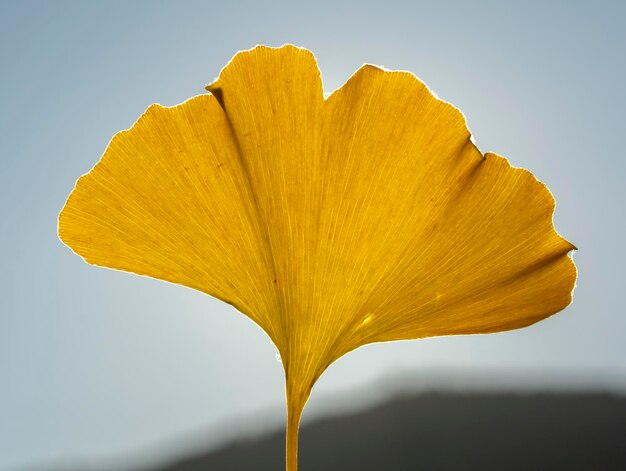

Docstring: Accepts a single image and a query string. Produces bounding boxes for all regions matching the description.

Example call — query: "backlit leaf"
[59,45,577,470]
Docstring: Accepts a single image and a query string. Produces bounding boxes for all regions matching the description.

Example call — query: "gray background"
[1,0,624,469]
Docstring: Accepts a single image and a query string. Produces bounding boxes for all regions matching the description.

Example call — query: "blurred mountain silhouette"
[155,392,626,470]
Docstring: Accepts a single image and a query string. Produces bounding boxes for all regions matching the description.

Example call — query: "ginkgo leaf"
[59,44,577,471]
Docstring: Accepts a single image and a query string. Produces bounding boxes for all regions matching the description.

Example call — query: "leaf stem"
[286,380,305,471]
[286,404,300,470]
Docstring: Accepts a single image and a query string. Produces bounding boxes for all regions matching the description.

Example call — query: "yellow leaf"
[59,45,577,470]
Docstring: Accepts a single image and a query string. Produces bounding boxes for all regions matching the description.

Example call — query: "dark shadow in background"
[157,392,626,470]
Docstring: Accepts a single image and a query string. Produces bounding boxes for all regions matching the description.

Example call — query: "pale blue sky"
[1,1,625,469]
